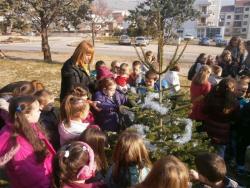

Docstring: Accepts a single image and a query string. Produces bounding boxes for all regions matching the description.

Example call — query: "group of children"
[189,37,250,177]
[0,82,239,188]
[0,39,248,187]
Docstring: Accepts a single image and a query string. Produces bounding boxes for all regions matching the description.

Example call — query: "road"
[0,36,225,62]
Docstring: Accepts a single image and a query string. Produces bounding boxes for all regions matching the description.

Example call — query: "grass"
[0,59,62,97]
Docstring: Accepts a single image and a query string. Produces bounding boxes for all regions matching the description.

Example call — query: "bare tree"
[90,0,111,46]
[0,0,93,63]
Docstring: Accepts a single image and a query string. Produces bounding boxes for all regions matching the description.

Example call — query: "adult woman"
[60,41,94,102]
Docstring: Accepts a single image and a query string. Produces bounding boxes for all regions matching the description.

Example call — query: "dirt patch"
[0,37,30,44]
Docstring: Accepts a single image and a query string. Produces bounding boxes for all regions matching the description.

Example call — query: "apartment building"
[219,5,235,36]
[219,0,250,39]
[180,0,224,38]
[233,0,250,39]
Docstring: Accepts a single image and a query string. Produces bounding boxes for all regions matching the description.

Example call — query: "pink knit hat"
[96,66,114,80]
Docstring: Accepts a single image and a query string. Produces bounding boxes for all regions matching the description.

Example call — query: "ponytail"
[60,95,89,128]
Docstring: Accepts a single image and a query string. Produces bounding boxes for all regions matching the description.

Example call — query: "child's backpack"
[187,63,197,81]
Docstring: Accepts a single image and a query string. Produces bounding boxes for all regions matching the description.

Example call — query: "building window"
[244,15,249,18]
[242,28,247,32]
[235,15,243,20]
[246,7,250,11]
[201,6,207,14]
[226,22,231,26]
[200,17,206,25]
[243,21,248,25]
[227,15,231,19]
[234,21,242,27]
[225,28,230,33]
[235,7,244,13]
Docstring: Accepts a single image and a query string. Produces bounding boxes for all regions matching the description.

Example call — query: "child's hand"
[189,169,199,181]
[89,101,102,112]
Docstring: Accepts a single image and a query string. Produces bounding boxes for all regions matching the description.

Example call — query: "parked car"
[119,35,131,45]
[213,34,223,42]
[135,36,149,46]
[216,39,228,47]
[183,34,194,41]
[199,37,210,46]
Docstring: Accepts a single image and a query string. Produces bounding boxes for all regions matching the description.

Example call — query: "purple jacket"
[93,90,128,132]
[0,123,55,188]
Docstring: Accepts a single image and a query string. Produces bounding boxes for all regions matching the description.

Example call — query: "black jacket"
[60,57,90,102]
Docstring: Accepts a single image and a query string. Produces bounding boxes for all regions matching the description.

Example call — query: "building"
[232,0,250,39]
[219,5,235,36]
[219,0,250,39]
[180,0,224,38]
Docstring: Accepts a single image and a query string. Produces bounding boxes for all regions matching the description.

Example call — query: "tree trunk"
[41,24,52,63]
[91,22,95,47]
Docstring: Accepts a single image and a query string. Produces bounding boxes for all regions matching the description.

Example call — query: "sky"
[105,0,235,10]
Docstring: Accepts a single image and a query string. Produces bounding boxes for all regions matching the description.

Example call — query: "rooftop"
[235,0,250,6]
[221,5,235,12]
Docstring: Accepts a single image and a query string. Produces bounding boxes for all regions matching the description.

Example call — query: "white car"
[119,35,131,45]
[135,36,149,46]
[183,34,194,41]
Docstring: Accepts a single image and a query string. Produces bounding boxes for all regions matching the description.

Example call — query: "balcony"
[200,11,212,18]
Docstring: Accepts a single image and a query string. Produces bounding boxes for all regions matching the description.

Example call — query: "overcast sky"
[105,0,235,10]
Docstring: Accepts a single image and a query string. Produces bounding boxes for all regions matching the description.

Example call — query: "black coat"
[60,57,90,102]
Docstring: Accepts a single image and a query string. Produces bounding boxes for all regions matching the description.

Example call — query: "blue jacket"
[93,90,128,132]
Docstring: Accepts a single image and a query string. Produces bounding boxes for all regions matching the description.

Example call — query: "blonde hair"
[192,65,211,85]
[134,156,189,188]
[60,95,90,128]
[112,130,151,184]
[71,41,94,68]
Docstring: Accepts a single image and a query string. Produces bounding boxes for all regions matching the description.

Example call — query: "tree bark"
[41,23,52,63]
[91,21,95,47]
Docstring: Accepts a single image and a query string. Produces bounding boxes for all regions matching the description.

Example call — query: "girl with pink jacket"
[0,95,55,188]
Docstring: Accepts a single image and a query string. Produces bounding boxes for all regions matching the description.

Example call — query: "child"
[137,70,160,94]
[110,60,120,78]
[236,80,249,109]
[105,130,151,188]
[163,65,181,95]
[218,50,238,78]
[129,61,144,87]
[35,89,60,150]
[133,156,189,188]
[95,61,114,81]
[91,60,106,79]
[79,127,108,183]
[225,36,245,65]
[70,86,95,124]
[190,153,239,188]
[145,51,158,70]
[52,141,105,188]
[188,53,207,81]
[115,63,130,93]
[93,78,130,132]
[208,65,223,87]
[190,65,211,122]
[244,40,250,69]
[203,78,239,158]
[0,95,55,188]
[59,95,91,145]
